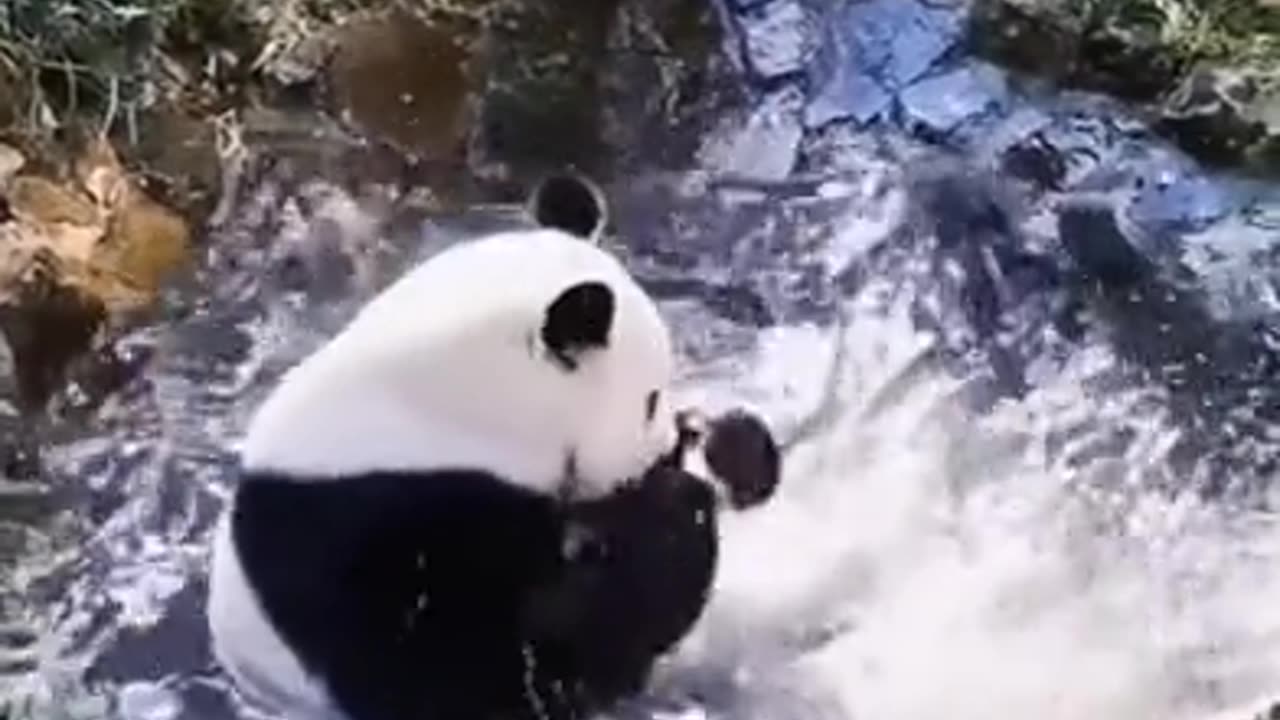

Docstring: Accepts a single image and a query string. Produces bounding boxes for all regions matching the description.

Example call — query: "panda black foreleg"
[519,463,720,715]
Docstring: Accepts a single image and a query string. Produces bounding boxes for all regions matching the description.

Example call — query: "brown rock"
[0,246,106,412]
[0,136,190,408]
[8,176,100,230]
[0,144,24,187]
[968,0,1083,80]
[328,9,473,163]
[129,107,223,218]
[97,193,191,300]
[76,136,191,301]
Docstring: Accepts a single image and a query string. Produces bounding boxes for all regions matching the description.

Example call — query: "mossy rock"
[970,0,1186,101]
[971,0,1280,174]
[327,8,474,164]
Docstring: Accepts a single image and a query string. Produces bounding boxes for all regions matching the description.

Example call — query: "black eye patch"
[644,391,659,422]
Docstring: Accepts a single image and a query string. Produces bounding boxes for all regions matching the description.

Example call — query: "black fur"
[530,174,605,240]
[704,411,782,509]
[526,464,718,706]
[231,462,719,720]
[541,282,615,371]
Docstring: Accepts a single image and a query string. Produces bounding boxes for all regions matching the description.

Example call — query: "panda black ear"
[529,172,607,242]
[542,281,614,371]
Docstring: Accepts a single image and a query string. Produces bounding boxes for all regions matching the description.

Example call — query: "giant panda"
[206,172,781,720]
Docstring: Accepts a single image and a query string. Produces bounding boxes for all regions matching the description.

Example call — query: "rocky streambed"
[2,1,1280,719]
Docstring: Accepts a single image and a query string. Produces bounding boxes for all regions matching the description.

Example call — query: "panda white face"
[239,174,678,500]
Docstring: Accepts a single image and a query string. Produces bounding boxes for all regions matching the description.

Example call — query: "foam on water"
[653,258,1280,720]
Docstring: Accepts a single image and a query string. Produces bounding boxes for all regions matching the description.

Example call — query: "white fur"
[208,509,340,719]
[239,228,678,500]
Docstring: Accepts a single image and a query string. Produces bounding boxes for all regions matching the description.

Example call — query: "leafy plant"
[0,0,255,139]
[1081,0,1280,65]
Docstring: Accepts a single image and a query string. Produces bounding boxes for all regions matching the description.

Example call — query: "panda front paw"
[671,407,780,511]
[703,409,780,510]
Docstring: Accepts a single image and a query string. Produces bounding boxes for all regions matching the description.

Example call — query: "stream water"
[4,1,1280,719]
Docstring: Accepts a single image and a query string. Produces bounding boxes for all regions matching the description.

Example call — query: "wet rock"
[968,0,1082,80]
[0,137,190,409]
[1156,64,1273,169]
[969,0,1183,102]
[470,0,728,183]
[1126,168,1234,236]
[129,108,224,220]
[699,86,804,180]
[598,0,740,174]
[899,61,1010,137]
[0,145,24,187]
[1057,201,1280,496]
[969,0,1280,175]
[0,250,106,412]
[469,0,621,182]
[1058,200,1154,289]
[804,0,963,129]
[844,0,964,89]
[803,60,894,129]
[328,9,474,164]
[734,0,818,80]
[1072,18,1192,103]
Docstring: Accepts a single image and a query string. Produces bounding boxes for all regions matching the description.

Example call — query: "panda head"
[240,172,678,500]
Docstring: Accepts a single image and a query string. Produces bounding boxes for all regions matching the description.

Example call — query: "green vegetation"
[0,0,255,140]
[1085,0,1280,67]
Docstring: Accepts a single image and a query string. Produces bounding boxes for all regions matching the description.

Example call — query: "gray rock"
[845,0,963,89]
[736,0,818,80]
[803,0,963,128]
[899,62,1010,136]
[701,87,804,181]
[805,69,894,129]
[1157,64,1273,168]
[979,106,1054,150]
[1126,169,1235,236]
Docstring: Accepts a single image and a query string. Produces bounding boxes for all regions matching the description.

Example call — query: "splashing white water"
[660,250,1280,720]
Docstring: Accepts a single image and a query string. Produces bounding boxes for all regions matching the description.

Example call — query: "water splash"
[643,219,1280,720]
[4,129,1280,720]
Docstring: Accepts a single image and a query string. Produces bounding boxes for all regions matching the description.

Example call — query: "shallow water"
[6,0,1280,718]
[7,146,1279,720]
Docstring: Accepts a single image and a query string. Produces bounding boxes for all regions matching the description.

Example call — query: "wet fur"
[230,458,718,720]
